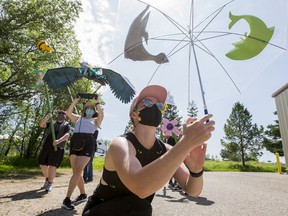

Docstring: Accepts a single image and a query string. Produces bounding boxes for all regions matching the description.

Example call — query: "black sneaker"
[72,194,88,205]
[84,178,93,184]
[61,197,75,210]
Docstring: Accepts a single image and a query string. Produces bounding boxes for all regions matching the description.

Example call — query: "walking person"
[82,85,215,216]
[38,110,71,192]
[164,135,179,190]
[61,96,104,210]
[83,130,98,183]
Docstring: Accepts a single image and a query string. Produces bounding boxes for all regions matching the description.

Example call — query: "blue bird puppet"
[43,62,135,103]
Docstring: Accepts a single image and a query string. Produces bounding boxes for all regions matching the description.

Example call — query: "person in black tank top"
[83,85,215,216]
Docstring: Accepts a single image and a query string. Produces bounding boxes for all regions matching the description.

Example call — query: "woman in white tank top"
[61,96,104,210]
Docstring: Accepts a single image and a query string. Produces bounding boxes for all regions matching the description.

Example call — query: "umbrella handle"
[204,107,209,123]
[44,84,57,151]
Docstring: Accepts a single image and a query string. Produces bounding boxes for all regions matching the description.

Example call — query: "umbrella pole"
[44,84,57,151]
[191,43,209,116]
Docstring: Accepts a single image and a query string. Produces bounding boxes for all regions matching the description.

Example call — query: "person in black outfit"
[83,130,98,183]
[164,135,178,189]
[82,85,215,216]
[38,110,71,192]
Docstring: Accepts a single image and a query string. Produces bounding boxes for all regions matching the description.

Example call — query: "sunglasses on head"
[143,98,165,111]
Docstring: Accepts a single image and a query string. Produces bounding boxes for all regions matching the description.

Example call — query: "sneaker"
[72,194,88,205]
[41,180,48,189]
[173,185,183,192]
[61,197,75,210]
[45,183,53,192]
[84,178,93,184]
[168,183,174,189]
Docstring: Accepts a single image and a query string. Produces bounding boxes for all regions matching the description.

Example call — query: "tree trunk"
[241,143,245,167]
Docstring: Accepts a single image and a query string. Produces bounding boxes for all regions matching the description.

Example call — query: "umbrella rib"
[138,0,190,40]
[108,32,188,65]
[194,33,231,42]
[193,0,235,34]
[167,42,190,59]
[146,63,162,86]
[109,38,150,65]
[200,31,286,50]
[147,40,190,85]
[193,39,242,94]
[193,4,228,41]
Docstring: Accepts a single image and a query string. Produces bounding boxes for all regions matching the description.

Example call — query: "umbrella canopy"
[110,0,288,112]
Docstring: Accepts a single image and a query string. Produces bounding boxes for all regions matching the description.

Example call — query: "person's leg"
[39,149,49,178]
[44,148,64,191]
[39,164,49,189]
[39,149,49,189]
[66,155,90,198]
[40,165,49,178]
[87,157,93,181]
[48,166,57,183]
[83,164,88,181]
[77,166,86,195]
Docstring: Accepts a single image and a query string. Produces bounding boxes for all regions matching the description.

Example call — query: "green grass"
[0,155,285,177]
[204,160,284,172]
[0,155,105,177]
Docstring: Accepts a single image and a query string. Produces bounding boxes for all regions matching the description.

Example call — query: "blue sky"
[74,0,288,162]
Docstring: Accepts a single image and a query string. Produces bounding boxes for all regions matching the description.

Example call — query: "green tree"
[220,102,264,167]
[0,0,82,102]
[163,94,182,125]
[187,100,198,118]
[0,0,100,159]
[263,111,284,156]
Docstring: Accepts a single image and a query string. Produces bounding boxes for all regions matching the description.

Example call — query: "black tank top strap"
[125,132,166,167]
[125,132,144,151]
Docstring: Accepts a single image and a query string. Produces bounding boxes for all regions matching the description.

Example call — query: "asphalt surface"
[152,172,288,216]
[1,171,287,215]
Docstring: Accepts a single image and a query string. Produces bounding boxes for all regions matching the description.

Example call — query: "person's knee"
[73,167,83,176]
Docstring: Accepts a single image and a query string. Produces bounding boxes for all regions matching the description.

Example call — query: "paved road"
[152,172,288,216]
[1,171,287,215]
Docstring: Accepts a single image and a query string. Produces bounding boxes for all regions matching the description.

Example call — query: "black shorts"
[70,133,95,157]
[83,195,152,216]
[38,147,64,168]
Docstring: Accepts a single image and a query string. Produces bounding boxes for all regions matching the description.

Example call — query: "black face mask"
[138,104,162,127]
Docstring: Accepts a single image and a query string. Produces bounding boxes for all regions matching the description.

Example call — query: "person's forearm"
[67,98,79,118]
[39,114,51,128]
[184,172,204,197]
[95,103,104,127]
[57,133,70,143]
[117,136,195,198]
[53,133,70,146]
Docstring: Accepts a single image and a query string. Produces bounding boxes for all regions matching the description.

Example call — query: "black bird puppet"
[43,62,135,103]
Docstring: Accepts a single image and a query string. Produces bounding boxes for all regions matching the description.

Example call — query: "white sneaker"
[45,183,53,192]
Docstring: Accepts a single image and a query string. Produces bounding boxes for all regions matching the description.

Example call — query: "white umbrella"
[110,0,288,114]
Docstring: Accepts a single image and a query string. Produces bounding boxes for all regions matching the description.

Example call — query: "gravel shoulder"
[0,169,101,216]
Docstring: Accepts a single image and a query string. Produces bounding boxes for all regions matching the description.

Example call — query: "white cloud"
[74,0,118,67]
